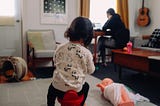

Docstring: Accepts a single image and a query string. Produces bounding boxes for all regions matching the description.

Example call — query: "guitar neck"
[142,0,144,9]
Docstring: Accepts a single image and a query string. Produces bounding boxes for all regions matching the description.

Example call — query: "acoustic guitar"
[137,0,150,27]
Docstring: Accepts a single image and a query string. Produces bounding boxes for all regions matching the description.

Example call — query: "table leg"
[93,36,97,64]
[118,65,122,80]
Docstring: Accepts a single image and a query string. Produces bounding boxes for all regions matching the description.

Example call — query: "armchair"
[27,29,59,71]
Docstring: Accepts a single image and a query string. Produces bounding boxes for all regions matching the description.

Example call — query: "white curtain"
[0,0,15,26]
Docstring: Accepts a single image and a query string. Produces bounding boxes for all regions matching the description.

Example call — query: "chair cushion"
[27,30,57,50]
[27,32,45,50]
[145,29,160,48]
[137,47,160,52]
[34,50,55,58]
[41,30,57,50]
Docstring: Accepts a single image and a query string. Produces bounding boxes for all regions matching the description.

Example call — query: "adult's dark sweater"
[102,14,130,48]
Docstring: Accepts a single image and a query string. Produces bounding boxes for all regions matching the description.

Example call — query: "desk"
[112,48,160,79]
[93,30,105,63]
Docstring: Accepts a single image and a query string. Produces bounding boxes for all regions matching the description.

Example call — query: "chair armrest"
[55,42,61,49]
[56,42,61,44]
[28,42,34,48]
[142,35,151,40]
[27,42,35,57]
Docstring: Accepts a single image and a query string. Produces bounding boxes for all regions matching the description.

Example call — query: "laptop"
[92,23,102,30]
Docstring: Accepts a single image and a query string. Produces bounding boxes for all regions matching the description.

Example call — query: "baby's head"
[64,16,93,46]
[97,78,114,92]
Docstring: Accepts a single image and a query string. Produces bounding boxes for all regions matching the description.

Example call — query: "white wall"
[21,0,160,59]
[22,0,80,59]
[129,0,160,36]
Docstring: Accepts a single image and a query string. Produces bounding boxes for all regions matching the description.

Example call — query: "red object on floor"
[58,90,84,106]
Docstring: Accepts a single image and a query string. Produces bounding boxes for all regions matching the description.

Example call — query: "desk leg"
[93,36,97,64]
[114,64,117,72]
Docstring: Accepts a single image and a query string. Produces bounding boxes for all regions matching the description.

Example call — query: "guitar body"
[137,7,150,27]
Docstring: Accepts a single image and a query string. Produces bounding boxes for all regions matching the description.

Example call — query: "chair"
[92,30,106,63]
[27,29,59,71]
[97,29,130,64]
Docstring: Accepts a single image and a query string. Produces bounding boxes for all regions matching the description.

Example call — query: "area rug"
[0,75,156,106]
[92,63,160,105]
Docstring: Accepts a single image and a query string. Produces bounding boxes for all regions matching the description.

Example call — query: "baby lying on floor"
[97,78,149,106]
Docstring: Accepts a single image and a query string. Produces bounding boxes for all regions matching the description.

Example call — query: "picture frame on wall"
[40,0,68,24]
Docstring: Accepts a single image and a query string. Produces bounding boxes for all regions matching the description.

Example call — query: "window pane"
[90,0,116,29]
[0,0,15,16]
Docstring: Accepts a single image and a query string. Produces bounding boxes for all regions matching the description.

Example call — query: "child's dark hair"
[64,16,93,46]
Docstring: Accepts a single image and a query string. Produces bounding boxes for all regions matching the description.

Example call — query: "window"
[0,0,15,16]
[0,0,16,25]
[89,0,116,29]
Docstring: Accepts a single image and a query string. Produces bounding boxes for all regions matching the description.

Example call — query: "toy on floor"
[97,78,150,106]
[58,90,84,106]
[0,56,28,81]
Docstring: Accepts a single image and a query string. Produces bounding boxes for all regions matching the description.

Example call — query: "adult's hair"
[106,8,115,15]
[64,16,93,46]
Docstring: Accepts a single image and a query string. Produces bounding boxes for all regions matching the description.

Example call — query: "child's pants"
[47,82,89,106]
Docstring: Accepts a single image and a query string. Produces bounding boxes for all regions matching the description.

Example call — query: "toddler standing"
[47,16,95,106]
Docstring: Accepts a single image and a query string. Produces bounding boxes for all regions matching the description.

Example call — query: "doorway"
[0,0,22,57]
